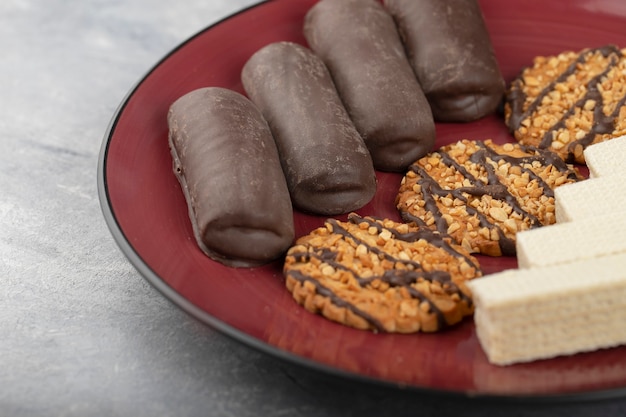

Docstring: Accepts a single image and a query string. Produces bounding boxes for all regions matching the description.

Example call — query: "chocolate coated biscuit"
[384,0,505,122]
[304,0,435,172]
[396,140,583,257]
[283,213,481,333]
[241,42,377,215]
[505,45,626,163]
[168,87,294,267]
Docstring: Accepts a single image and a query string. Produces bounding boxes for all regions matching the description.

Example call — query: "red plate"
[98,0,626,399]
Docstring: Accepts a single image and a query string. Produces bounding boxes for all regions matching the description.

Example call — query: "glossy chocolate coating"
[241,41,377,215]
[167,87,294,267]
[384,0,505,122]
[303,0,435,172]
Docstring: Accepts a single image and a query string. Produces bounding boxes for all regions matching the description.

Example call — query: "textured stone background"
[1,1,626,416]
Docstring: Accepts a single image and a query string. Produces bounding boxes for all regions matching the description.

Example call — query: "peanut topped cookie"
[396,140,583,257]
[504,45,626,163]
[283,213,481,333]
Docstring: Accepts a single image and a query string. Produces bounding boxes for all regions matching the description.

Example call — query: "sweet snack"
[383,0,505,122]
[241,42,377,215]
[504,45,626,164]
[516,212,626,269]
[283,213,481,333]
[168,87,294,267]
[554,174,624,223]
[467,252,626,365]
[583,134,626,178]
[396,139,583,256]
[303,0,436,172]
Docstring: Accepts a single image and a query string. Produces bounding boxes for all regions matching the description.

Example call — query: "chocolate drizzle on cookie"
[350,213,480,272]
[284,214,479,332]
[287,269,387,332]
[506,45,626,163]
[398,140,581,256]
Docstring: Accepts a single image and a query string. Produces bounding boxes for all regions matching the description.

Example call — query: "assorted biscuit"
[165,0,626,365]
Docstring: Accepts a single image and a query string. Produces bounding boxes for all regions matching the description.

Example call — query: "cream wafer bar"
[467,252,626,366]
[555,174,625,223]
[474,306,626,366]
[516,212,626,268]
[584,134,626,178]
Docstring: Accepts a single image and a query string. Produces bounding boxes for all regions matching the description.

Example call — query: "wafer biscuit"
[583,134,626,178]
[555,174,625,223]
[504,45,626,164]
[468,253,626,365]
[516,212,626,268]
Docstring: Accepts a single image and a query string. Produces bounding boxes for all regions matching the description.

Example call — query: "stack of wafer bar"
[468,137,626,365]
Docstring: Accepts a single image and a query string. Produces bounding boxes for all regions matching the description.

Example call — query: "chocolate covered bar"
[303,0,435,172]
[384,0,505,122]
[241,41,377,215]
[167,87,294,267]
[468,253,626,365]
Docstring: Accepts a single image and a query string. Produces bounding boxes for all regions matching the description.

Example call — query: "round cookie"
[396,140,583,257]
[283,213,481,333]
[504,45,626,164]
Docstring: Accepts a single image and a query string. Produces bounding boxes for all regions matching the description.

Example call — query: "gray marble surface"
[2,1,626,416]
